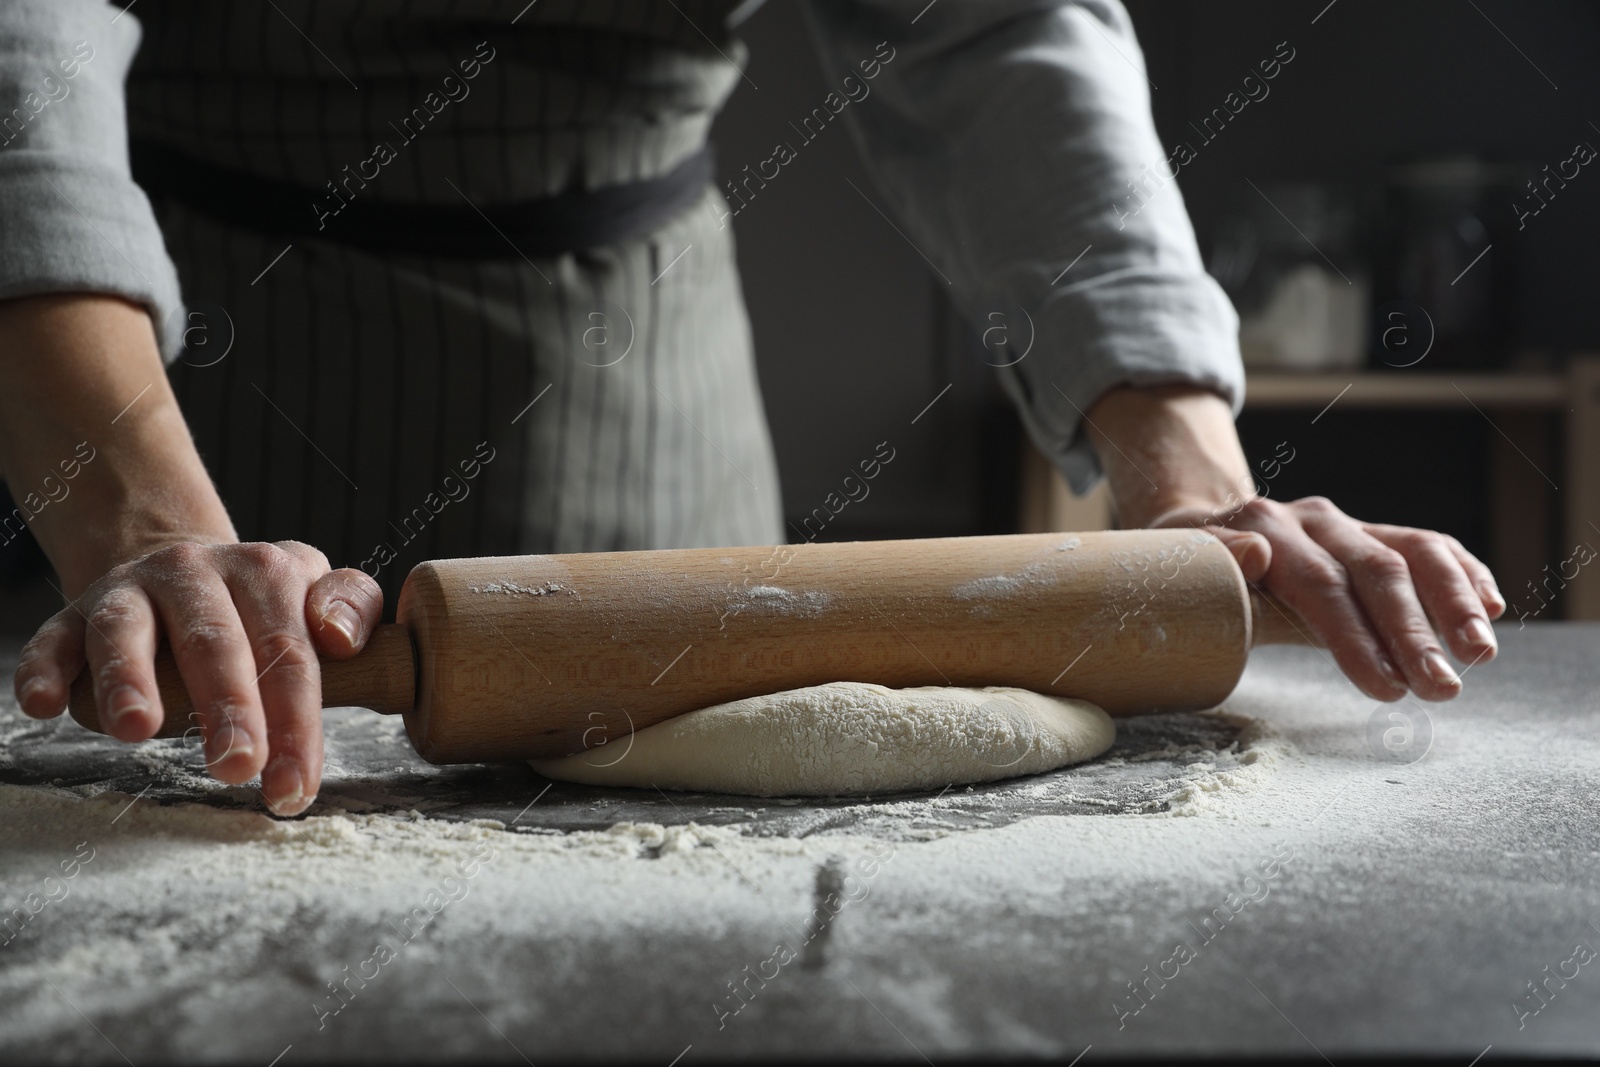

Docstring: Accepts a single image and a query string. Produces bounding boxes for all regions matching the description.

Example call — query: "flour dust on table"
[530,683,1117,797]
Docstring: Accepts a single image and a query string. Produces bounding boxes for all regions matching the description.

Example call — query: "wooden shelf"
[1245,372,1567,409]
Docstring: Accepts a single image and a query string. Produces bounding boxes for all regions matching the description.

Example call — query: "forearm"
[1083,384,1253,528]
[0,293,234,597]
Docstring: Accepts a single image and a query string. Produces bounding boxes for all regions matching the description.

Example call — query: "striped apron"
[128,0,785,608]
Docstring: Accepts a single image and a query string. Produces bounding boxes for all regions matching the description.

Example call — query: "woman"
[0,0,1501,816]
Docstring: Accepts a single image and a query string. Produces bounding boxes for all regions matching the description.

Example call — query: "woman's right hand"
[13,541,384,815]
[0,293,381,817]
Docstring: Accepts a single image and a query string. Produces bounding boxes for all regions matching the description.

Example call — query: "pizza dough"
[529,683,1116,797]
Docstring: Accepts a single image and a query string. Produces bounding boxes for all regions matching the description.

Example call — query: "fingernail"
[1481,582,1505,613]
[1424,651,1460,688]
[104,686,146,725]
[322,601,360,645]
[18,677,50,709]
[263,755,311,816]
[1461,617,1497,653]
[1378,657,1406,689]
[207,723,255,767]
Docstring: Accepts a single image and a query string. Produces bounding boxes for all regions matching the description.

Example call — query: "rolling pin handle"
[1249,590,1320,647]
[320,623,416,715]
[66,622,416,739]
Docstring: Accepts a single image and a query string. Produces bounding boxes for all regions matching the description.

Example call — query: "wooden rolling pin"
[67,530,1308,764]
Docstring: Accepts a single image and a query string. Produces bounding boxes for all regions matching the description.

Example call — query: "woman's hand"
[1148,498,1503,701]
[0,294,380,815]
[14,542,383,815]
[1084,383,1505,702]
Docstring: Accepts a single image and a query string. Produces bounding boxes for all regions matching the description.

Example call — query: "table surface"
[2,625,1598,1064]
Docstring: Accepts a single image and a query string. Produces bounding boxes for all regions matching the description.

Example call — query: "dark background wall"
[713,0,1600,562]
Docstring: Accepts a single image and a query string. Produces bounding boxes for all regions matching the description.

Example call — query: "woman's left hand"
[1083,383,1505,703]
[1149,496,1504,702]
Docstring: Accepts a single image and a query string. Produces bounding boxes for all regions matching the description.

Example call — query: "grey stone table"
[1,625,1598,1064]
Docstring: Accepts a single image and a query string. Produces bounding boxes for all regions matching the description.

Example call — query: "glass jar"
[1372,156,1518,370]
[1208,184,1371,372]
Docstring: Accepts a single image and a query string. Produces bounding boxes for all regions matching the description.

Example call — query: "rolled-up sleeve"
[802,0,1243,493]
[0,1,183,358]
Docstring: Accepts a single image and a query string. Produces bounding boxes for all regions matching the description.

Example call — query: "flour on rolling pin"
[950,562,1055,600]
[947,537,1091,601]
[467,580,571,597]
[718,585,831,629]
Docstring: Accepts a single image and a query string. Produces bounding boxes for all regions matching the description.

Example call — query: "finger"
[143,545,267,784]
[1365,526,1496,664]
[225,544,324,817]
[14,607,87,720]
[1442,532,1504,619]
[305,567,384,659]
[1367,523,1502,617]
[1300,513,1460,702]
[1209,528,1272,583]
[1234,501,1408,701]
[79,588,166,742]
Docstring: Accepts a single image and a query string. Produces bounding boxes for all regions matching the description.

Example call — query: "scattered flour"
[1106,711,1295,817]
[3,640,1583,1062]
[0,705,1298,1060]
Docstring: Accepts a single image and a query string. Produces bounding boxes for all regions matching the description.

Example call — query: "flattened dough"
[530,683,1115,797]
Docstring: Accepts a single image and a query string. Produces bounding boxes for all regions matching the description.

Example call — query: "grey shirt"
[0,0,1242,495]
